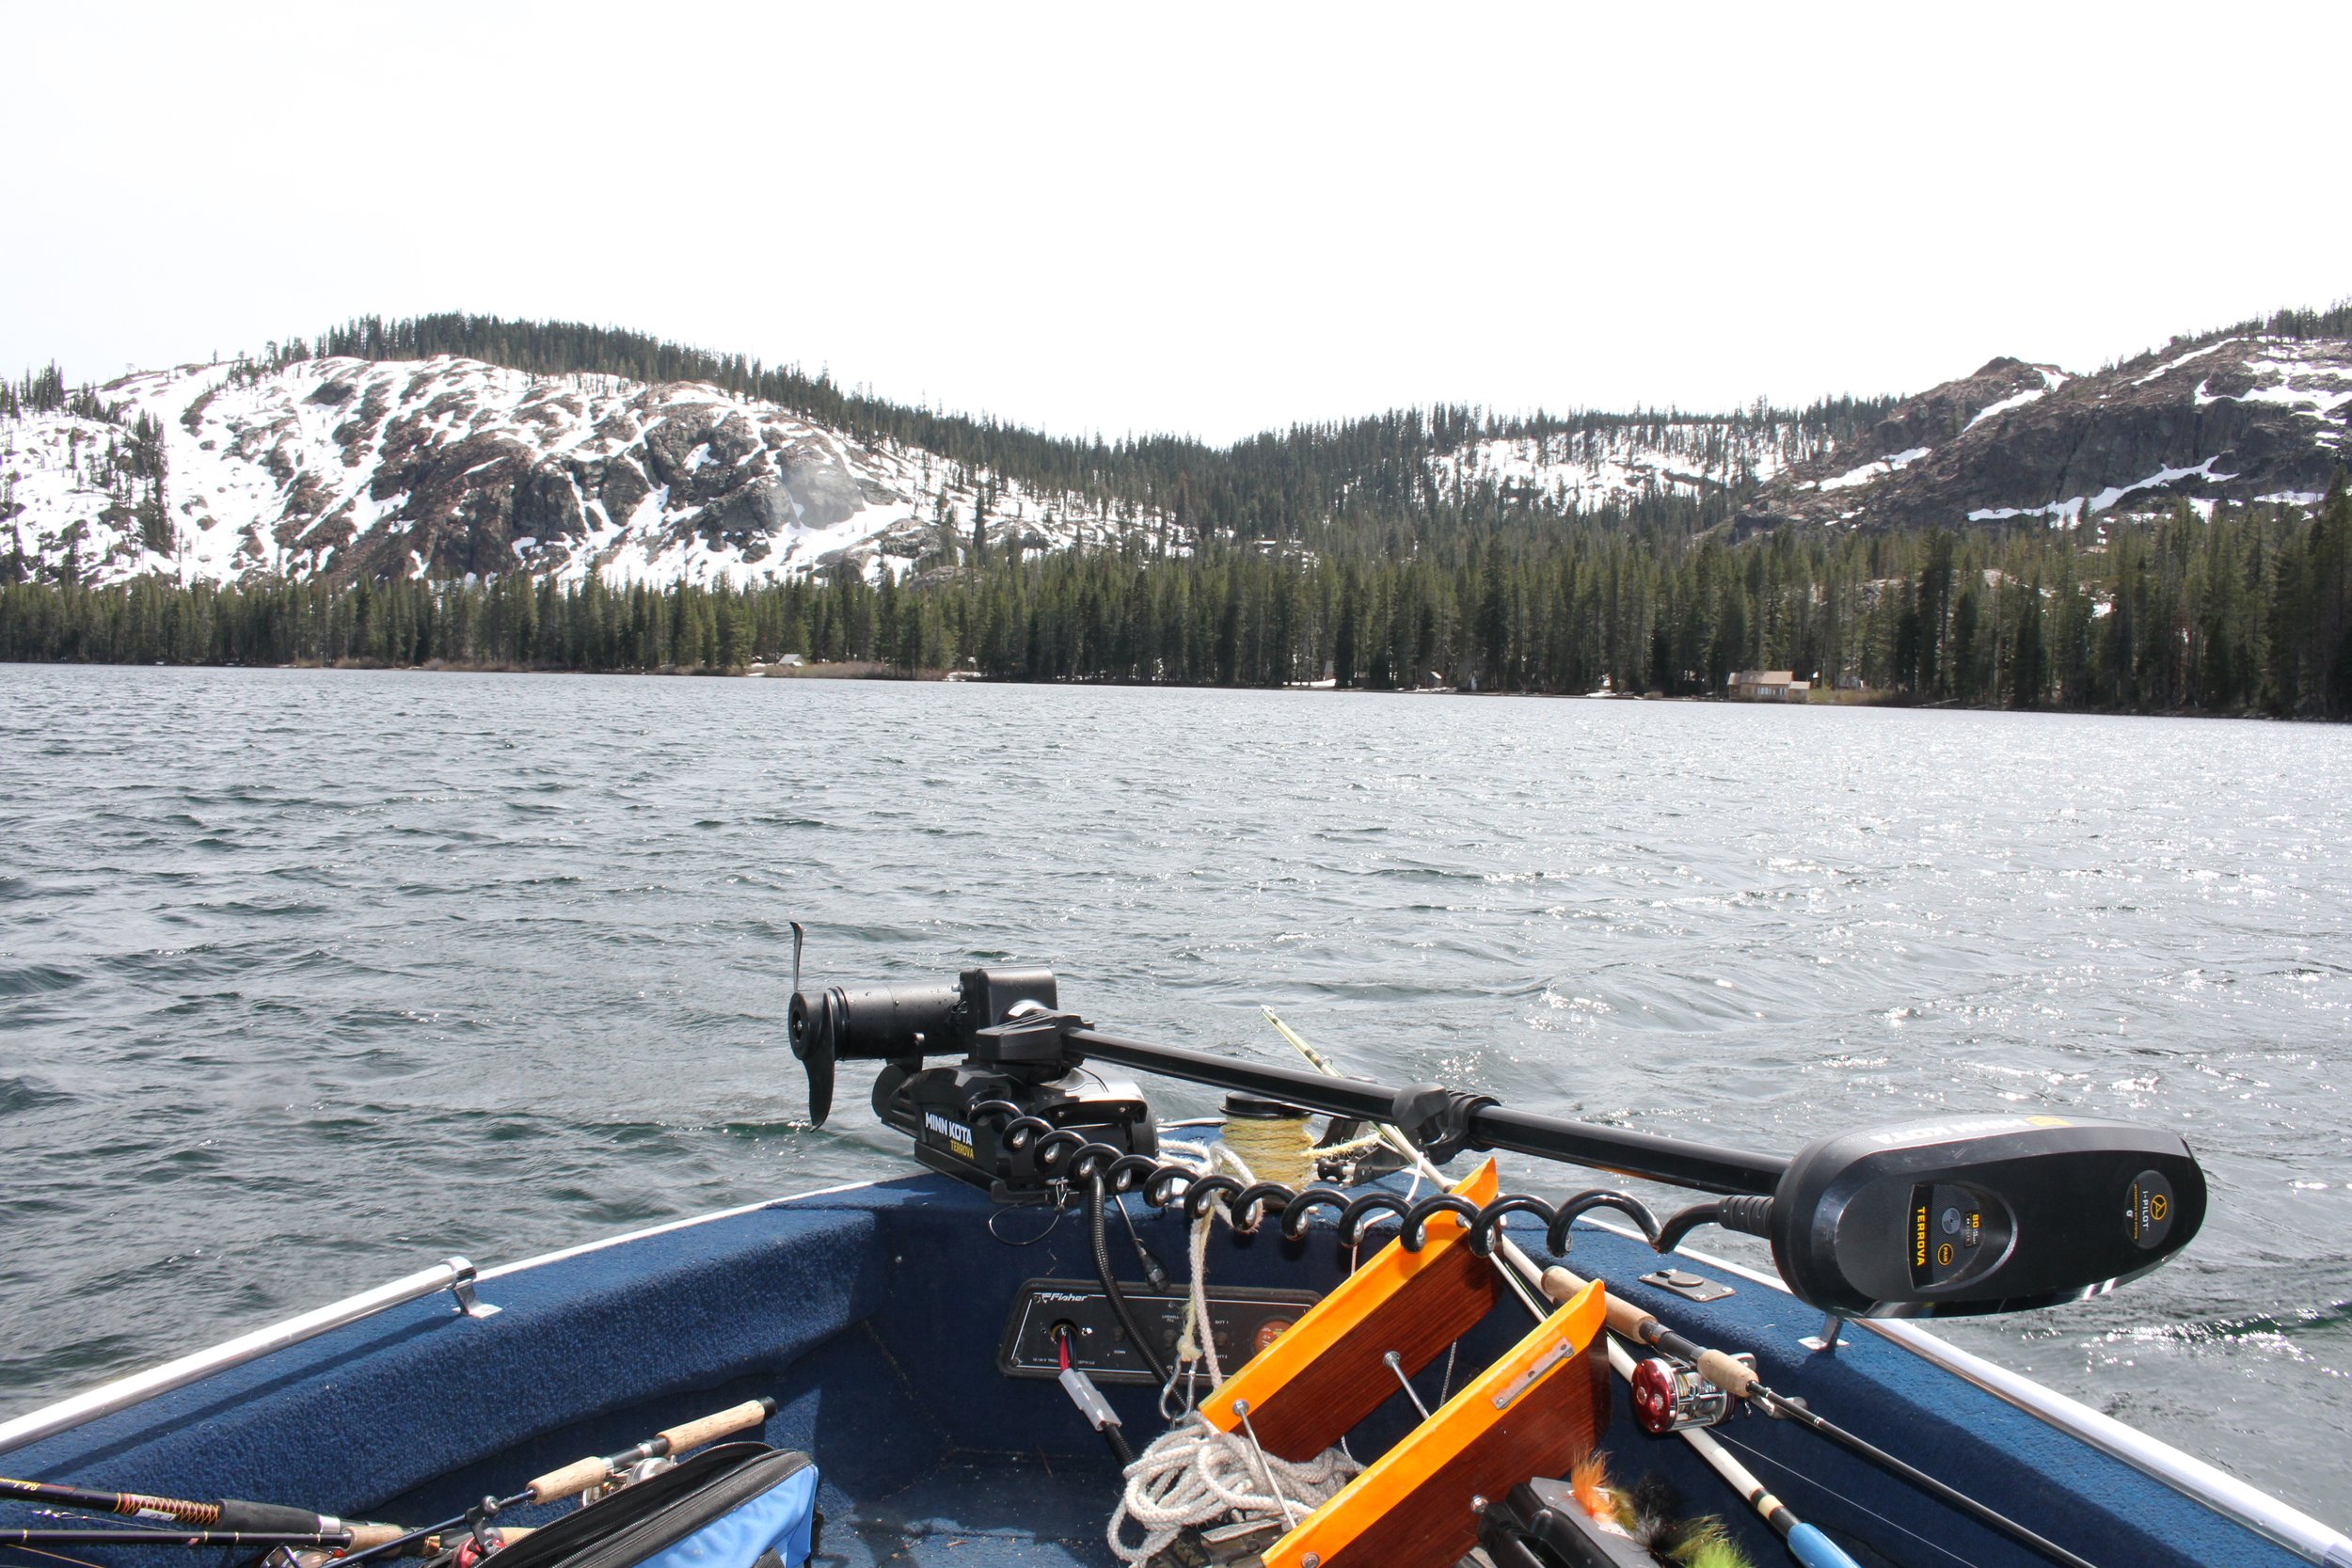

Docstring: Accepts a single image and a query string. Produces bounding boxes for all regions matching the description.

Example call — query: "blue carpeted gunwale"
[0,1170,2313,1568]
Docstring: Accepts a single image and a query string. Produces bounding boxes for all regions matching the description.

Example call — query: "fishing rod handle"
[0,1476,216,1525]
[1537,1265,1657,1343]
[1696,1347,1760,1400]
[346,1524,408,1551]
[655,1398,773,1456]
[526,1458,613,1505]
[525,1398,775,1501]
[1542,1263,1762,1401]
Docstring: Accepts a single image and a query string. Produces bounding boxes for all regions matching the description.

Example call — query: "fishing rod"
[1540,1264,2098,1568]
[1262,1012,1863,1568]
[1597,1338,1856,1568]
[337,1397,775,1567]
[1,1528,361,1549]
[0,1477,398,1545]
[789,960,2209,1321]
[1272,1010,2096,1568]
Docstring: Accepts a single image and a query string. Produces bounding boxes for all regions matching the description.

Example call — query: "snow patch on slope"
[2193,343,2352,425]
[7,356,1150,589]
[1963,366,2069,432]
[1967,456,2239,525]
[1818,447,1931,492]
[2134,340,2234,387]
[1422,421,1803,510]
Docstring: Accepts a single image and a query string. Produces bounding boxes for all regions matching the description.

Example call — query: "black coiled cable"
[969,1101,1736,1265]
[1086,1166,1171,1389]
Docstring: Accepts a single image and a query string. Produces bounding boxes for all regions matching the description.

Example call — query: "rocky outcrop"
[1741,337,2352,531]
[9,354,1121,587]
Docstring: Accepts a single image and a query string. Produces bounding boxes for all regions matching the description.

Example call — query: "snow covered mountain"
[0,356,1138,589]
[10,325,2344,594]
[1740,336,2352,532]
[2,354,1820,590]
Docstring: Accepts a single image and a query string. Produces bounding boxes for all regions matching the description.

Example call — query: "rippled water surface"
[2,666,2346,1524]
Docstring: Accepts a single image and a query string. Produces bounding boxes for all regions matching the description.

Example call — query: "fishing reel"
[1628,1354,1750,1435]
[789,962,1156,1201]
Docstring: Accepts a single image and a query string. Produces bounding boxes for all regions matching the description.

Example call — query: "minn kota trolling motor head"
[787,948,2207,1317]
[788,958,1155,1201]
[1701,1113,2206,1317]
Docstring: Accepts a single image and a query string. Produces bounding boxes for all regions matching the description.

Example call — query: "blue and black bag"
[484,1443,819,1568]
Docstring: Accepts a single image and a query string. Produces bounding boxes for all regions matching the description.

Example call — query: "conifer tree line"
[5,487,2347,719]
[312,313,1899,539]
[0,364,170,558]
[0,362,117,421]
[304,306,2352,544]
[7,309,2351,717]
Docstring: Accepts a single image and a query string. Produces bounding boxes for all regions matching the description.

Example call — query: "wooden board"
[1259,1277,1611,1568]
[1201,1161,1502,1463]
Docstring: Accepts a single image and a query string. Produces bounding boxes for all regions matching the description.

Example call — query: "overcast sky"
[4,2,2344,442]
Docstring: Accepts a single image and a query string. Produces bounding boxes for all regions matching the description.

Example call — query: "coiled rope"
[1216,1110,1319,1190]
[1107,1411,1360,1566]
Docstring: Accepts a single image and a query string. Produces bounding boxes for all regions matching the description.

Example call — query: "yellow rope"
[1218,1112,1318,1190]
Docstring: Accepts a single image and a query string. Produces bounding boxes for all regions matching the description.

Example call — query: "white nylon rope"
[1112,1136,1362,1562]
[1107,1412,1360,1565]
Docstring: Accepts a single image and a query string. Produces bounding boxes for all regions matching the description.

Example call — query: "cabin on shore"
[1728,669,1811,702]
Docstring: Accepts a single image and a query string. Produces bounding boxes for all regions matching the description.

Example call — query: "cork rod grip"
[1539,1266,1656,1341]
[344,1526,408,1551]
[1695,1348,1759,1399]
[655,1399,774,1455]
[525,1457,612,1505]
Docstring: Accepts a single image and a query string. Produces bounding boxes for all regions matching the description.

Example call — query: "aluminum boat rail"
[0,1257,496,1457]
[1867,1315,2352,1568]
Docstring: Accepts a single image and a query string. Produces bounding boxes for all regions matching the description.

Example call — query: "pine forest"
[4,487,2347,719]
[3,315,2350,720]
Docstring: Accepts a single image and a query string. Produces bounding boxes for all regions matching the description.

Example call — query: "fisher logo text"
[923,1110,976,1161]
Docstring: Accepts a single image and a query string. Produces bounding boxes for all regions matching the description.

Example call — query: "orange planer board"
[1258,1275,1612,1568]
[1201,1161,1502,1463]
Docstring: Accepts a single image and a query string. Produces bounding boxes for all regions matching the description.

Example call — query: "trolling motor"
[789,965,1155,1201]
[788,961,2207,1318]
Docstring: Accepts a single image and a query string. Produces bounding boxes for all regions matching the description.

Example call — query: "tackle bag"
[482,1442,818,1568]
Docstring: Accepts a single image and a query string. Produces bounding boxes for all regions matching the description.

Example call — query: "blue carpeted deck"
[0,1169,2307,1568]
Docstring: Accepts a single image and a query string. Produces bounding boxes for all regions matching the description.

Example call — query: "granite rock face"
[34,355,983,586]
[1740,337,2352,532]
[11,348,1148,588]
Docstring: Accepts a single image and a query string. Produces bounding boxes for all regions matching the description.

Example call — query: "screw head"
[1302,1556,1321,1568]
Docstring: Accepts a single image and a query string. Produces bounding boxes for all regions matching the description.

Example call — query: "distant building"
[1728,670,1811,701]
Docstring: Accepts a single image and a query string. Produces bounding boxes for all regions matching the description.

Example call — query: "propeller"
[787,922,836,1126]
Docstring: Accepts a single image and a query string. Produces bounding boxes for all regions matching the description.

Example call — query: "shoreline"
[0,657,2322,723]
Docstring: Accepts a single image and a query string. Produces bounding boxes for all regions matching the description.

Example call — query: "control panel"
[996,1277,1322,1385]
[1765,1114,2206,1316]
[1906,1180,2013,1289]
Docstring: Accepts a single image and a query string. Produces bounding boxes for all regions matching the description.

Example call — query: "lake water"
[1,665,2345,1527]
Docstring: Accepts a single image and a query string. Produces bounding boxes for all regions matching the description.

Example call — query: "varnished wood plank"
[1203,1162,1502,1463]
[1261,1279,1612,1568]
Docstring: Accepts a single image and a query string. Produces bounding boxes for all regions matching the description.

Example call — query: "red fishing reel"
[450,1528,518,1568]
[1629,1354,1745,1435]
